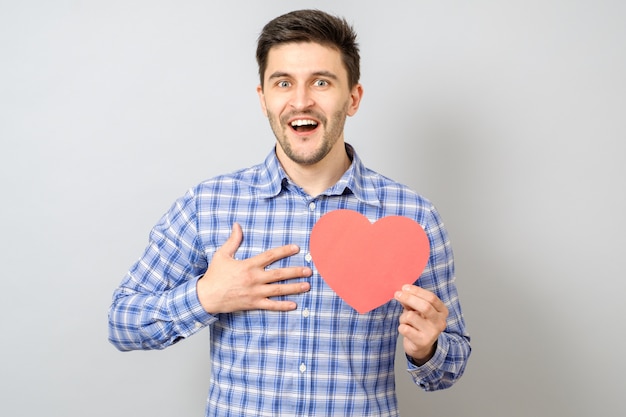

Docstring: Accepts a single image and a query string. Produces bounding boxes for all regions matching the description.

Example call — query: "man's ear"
[347,83,364,117]
[256,85,268,117]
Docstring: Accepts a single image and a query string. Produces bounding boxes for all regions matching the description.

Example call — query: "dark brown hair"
[256,9,360,89]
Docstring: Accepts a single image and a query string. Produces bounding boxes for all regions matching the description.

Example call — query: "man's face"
[257,42,362,166]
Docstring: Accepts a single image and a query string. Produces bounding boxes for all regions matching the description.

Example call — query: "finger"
[395,284,447,314]
[398,310,442,345]
[398,303,448,337]
[399,309,430,328]
[253,281,312,311]
[256,299,299,312]
[260,281,311,298]
[395,293,434,317]
[252,243,301,268]
[217,223,244,258]
[398,321,423,341]
[262,266,312,284]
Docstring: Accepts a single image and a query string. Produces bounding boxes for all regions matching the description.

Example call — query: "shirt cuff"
[166,275,217,338]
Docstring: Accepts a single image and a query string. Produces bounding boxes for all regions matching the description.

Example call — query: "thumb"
[218,222,243,258]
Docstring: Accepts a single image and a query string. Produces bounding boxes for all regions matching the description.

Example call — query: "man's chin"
[279,145,327,166]
[286,151,325,166]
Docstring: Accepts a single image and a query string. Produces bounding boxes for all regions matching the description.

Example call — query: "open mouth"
[290,119,319,133]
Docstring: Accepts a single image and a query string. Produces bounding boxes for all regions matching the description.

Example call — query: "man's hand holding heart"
[395,284,449,366]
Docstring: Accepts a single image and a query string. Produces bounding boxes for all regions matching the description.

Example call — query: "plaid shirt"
[108,144,471,416]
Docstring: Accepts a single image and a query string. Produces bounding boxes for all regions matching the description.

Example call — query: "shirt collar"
[257,144,382,208]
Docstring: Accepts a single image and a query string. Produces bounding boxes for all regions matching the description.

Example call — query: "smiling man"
[109,9,471,417]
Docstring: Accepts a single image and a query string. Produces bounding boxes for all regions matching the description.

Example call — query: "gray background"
[1,1,624,416]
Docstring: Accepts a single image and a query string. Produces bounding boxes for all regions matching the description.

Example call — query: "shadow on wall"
[395,110,584,416]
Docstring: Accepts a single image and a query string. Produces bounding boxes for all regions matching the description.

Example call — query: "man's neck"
[277,142,351,197]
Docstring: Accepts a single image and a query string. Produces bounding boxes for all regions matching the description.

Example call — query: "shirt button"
[304,253,312,262]
[302,308,310,318]
[299,363,307,373]
[194,322,203,330]
[309,202,316,211]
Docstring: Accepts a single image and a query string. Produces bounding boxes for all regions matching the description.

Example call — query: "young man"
[109,9,471,416]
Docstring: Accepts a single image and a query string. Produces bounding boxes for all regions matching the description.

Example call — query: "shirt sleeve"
[405,204,472,390]
[108,188,216,351]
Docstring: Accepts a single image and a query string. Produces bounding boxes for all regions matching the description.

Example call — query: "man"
[109,9,470,416]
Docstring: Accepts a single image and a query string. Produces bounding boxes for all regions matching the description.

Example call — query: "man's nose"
[290,85,314,110]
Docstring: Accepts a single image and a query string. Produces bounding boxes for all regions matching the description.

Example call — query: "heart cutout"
[310,209,430,314]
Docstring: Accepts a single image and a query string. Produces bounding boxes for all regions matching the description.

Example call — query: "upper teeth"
[291,119,317,127]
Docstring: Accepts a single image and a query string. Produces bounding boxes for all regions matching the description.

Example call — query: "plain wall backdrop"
[1,1,624,416]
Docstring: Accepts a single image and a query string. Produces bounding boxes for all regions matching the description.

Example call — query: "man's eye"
[314,79,329,87]
[278,80,291,88]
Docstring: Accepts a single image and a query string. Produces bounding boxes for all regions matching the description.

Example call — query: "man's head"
[256,10,364,173]
[256,9,360,90]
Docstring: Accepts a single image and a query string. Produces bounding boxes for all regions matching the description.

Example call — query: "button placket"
[298,198,318,379]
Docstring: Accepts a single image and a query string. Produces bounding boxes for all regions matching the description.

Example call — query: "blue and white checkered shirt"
[109,144,471,417]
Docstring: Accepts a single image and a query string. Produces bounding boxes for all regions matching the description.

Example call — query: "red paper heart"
[310,209,430,314]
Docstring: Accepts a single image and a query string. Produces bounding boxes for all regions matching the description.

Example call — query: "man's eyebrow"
[267,70,339,80]
[311,71,339,80]
[268,71,290,80]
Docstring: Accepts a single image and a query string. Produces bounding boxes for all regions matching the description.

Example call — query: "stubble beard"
[268,107,348,166]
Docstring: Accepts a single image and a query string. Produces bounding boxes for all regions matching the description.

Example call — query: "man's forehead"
[264,42,346,78]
